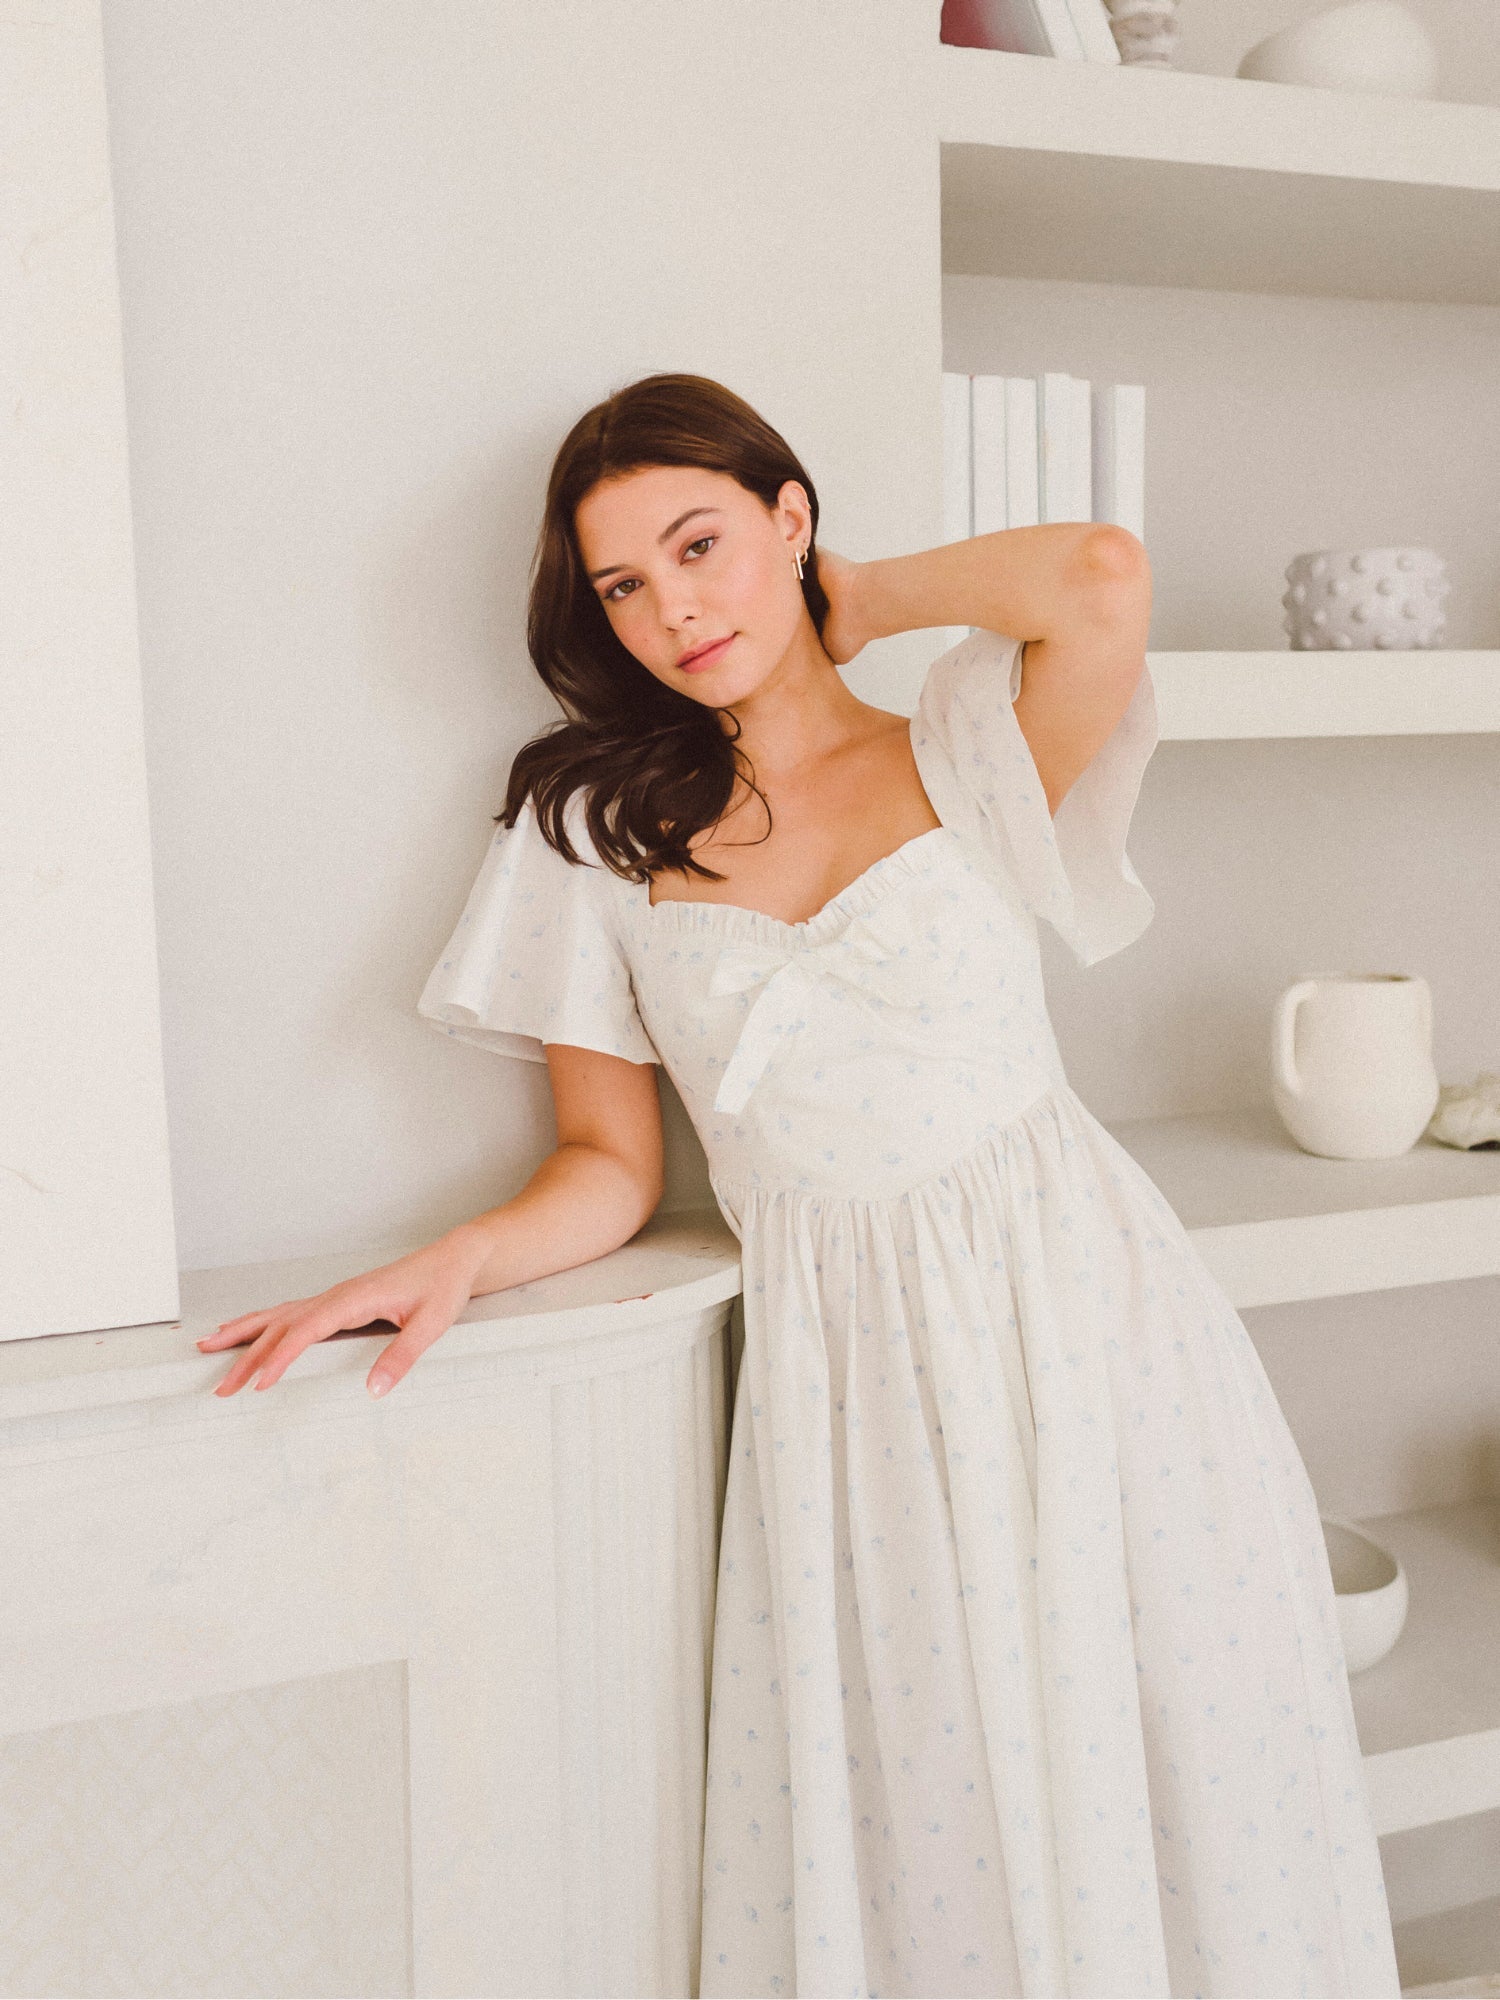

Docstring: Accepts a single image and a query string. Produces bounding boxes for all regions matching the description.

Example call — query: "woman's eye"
[602,535,716,604]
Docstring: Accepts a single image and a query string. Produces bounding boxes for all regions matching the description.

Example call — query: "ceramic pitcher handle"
[1272,981,1318,1100]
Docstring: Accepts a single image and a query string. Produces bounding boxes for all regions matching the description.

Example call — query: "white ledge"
[934,44,1500,303]
[1149,651,1500,740]
[934,43,1500,190]
[0,1206,743,1425]
[1104,1103,1500,1308]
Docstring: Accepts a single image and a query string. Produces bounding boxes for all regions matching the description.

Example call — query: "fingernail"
[369,1374,391,1398]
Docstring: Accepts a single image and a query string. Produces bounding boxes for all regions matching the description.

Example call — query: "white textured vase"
[1105,0,1179,68]
[1282,546,1449,650]
[1237,1,1440,99]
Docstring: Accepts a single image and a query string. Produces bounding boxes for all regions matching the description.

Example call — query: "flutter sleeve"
[910,625,1158,967]
[417,793,659,1066]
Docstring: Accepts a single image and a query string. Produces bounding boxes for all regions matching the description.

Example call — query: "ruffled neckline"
[632,823,957,946]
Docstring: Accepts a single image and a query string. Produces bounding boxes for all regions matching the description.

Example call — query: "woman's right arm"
[198,1043,664,1398]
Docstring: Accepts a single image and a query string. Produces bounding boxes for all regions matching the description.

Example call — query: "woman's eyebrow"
[587,507,721,582]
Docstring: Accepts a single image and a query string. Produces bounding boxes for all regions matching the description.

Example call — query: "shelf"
[1102,1103,1500,1308]
[1150,651,1500,740]
[934,43,1500,303]
[0,1206,743,1426]
[1396,1892,1500,1994]
[1342,1498,1500,1837]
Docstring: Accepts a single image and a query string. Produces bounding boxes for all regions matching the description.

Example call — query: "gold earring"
[792,545,807,581]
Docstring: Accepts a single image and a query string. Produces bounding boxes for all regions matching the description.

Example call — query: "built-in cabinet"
[932,39,1500,1991]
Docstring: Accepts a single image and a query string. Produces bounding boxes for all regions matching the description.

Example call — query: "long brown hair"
[495,372,831,885]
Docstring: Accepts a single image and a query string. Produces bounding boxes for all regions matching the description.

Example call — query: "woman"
[199,373,1400,1998]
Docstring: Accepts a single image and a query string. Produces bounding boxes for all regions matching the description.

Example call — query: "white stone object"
[2,0,181,1341]
[1271,972,1441,1158]
[1321,1516,1409,1672]
[1282,546,1449,650]
[1104,0,1179,68]
[1427,1072,1500,1150]
[1237,1,1440,99]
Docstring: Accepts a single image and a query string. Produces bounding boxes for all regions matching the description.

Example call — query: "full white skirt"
[700,1082,1401,2000]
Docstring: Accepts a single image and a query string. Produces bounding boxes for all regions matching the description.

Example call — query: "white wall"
[101,0,946,1272]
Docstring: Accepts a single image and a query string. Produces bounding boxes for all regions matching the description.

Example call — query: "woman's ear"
[776,478,813,555]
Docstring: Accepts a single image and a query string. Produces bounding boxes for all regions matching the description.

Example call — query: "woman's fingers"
[205,1286,405,1396]
[196,1240,483,1400]
[365,1300,464,1399]
[242,1317,337,1394]
[197,1317,269,1350]
[212,1320,288,1396]
[198,1297,314,1350]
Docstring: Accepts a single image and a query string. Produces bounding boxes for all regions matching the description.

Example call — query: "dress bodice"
[612,827,1068,1200]
[416,626,1160,1203]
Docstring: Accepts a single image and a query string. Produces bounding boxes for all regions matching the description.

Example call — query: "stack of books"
[939,0,1123,64]
[942,371,1145,542]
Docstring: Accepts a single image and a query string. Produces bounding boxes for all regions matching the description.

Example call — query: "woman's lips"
[678,635,734,673]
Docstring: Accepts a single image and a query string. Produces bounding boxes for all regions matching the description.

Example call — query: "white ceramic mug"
[1271,973,1439,1158]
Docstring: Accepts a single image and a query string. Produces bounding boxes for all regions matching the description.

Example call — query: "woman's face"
[574,464,814,704]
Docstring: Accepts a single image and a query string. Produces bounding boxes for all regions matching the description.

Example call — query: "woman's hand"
[811,545,871,667]
[195,1227,493,1399]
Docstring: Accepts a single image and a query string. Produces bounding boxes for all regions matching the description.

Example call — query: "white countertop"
[0,1206,743,1423]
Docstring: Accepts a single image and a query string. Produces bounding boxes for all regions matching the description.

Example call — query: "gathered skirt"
[699,1080,1401,2000]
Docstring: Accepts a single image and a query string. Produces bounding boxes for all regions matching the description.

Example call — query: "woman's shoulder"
[503,782,615,875]
[505,786,650,945]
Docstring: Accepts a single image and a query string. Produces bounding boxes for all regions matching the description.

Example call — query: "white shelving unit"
[1149,650,1500,739]
[1335,1497,1500,1839]
[1101,1103,1500,1310]
[935,42,1500,304]
[930,37,1500,1977]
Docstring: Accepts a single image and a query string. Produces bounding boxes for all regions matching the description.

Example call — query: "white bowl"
[1237,1,1440,99]
[1321,1515,1409,1672]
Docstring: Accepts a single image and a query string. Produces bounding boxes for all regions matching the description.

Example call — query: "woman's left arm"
[825,522,1137,654]
[820,524,1152,817]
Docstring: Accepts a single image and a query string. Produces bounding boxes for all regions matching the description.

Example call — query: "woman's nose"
[661,593,704,631]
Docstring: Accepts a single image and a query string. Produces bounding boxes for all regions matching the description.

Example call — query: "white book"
[1063,0,1122,63]
[940,371,975,646]
[957,0,1082,58]
[1037,372,1079,522]
[1091,382,1146,540]
[941,371,973,545]
[1034,0,1087,57]
[1070,373,1093,521]
[971,375,1009,536]
[1005,376,1039,528]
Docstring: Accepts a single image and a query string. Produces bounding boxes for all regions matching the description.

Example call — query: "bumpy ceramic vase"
[1282,546,1449,649]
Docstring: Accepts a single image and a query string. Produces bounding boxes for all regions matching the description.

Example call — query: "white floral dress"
[418,630,1400,2000]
